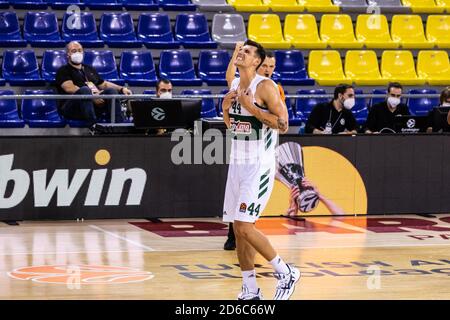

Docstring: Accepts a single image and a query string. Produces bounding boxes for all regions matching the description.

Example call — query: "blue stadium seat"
[198,50,230,86]
[62,12,103,48]
[352,89,368,125]
[407,89,440,116]
[10,0,47,9]
[158,0,196,11]
[159,50,202,86]
[283,90,302,126]
[0,12,27,47]
[369,89,387,108]
[120,51,157,86]
[0,90,25,128]
[84,0,122,9]
[123,0,159,10]
[272,50,315,86]
[83,50,125,85]
[0,0,9,8]
[137,13,179,49]
[23,12,64,47]
[175,13,216,48]
[22,90,66,128]
[143,90,156,94]
[182,89,217,118]
[47,0,84,9]
[100,13,141,48]
[42,50,68,82]
[295,89,328,118]
[2,50,44,86]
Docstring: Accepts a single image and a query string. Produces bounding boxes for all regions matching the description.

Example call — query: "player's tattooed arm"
[237,82,289,133]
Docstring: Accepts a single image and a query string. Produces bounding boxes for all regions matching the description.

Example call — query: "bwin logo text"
[0,150,147,209]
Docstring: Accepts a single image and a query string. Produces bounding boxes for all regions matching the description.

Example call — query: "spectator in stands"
[364,82,410,134]
[426,87,450,133]
[56,41,132,125]
[156,78,173,99]
[305,84,357,135]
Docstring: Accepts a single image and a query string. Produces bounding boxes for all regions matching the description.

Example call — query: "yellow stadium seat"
[401,0,444,13]
[308,50,352,86]
[417,50,450,85]
[436,0,450,12]
[391,15,434,49]
[227,0,269,12]
[320,14,363,49]
[267,0,304,12]
[426,15,450,49]
[355,14,399,49]
[345,50,387,85]
[284,14,327,49]
[381,50,425,85]
[248,14,291,49]
[299,0,339,12]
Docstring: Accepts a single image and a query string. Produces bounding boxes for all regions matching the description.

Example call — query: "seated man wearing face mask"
[56,41,132,125]
[364,82,410,134]
[305,84,358,135]
[155,78,173,99]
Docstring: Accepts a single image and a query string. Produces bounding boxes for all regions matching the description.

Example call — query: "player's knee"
[233,221,253,240]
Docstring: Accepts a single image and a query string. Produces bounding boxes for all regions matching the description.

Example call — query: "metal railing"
[0,93,442,123]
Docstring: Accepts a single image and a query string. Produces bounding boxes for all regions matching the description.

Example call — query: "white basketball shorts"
[222,158,276,224]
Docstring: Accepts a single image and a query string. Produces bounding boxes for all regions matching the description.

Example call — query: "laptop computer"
[393,115,428,133]
[130,98,201,130]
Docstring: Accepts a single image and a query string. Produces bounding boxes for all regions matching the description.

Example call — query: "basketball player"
[223,44,287,251]
[221,40,300,300]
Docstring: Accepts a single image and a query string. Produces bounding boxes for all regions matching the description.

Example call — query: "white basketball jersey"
[228,75,278,161]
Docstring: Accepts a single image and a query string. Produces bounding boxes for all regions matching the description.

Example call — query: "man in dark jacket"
[365,82,410,134]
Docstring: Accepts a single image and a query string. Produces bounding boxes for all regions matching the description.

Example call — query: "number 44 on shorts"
[247,203,261,217]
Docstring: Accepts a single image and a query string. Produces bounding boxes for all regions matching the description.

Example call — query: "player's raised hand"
[222,90,238,112]
[301,178,321,198]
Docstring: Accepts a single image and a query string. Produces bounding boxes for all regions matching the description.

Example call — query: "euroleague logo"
[8,265,154,285]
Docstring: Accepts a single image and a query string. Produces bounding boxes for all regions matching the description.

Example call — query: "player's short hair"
[387,82,403,93]
[333,84,354,100]
[440,87,450,105]
[265,51,275,59]
[156,78,172,91]
[244,39,266,70]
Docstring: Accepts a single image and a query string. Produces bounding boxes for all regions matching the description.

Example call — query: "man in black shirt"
[305,84,357,135]
[55,41,133,125]
[365,82,410,134]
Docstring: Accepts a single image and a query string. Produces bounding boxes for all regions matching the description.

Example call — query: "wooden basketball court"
[1,214,450,300]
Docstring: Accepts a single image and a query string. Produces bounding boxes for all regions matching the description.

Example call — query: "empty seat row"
[0,0,195,10]
[310,50,450,86]
[226,0,450,13]
[0,12,215,48]
[2,48,449,87]
[248,14,450,49]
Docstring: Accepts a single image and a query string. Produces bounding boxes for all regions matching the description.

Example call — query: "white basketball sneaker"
[237,285,263,300]
[273,264,301,300]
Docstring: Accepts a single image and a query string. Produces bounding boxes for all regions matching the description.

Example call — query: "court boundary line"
[88,225,155,251]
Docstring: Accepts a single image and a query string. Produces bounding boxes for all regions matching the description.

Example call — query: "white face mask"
[343,98,355,110]
[159,92,172,99]
[70,52,83,65]
[388,97,401,108]
[442,102,450,107]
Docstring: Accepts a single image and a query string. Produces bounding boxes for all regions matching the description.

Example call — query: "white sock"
[270,255,290,274]
[242,270,258,293]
